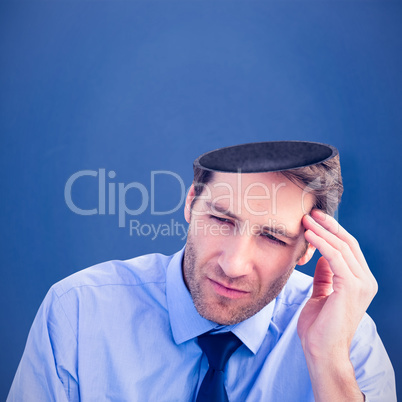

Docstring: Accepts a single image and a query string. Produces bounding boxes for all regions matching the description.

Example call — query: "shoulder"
[30,251,178,343]
[51,251,175,299]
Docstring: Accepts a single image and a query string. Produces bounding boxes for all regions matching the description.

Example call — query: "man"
[8,141,396,401]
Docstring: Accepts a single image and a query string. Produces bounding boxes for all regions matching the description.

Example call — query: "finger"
[312,209,370,271]
[311,256,334,298]
[304,216,364,277]
[304,228,361,280]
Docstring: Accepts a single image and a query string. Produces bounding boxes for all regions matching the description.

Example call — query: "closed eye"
[210,215,234,225]
[261,232,287,246]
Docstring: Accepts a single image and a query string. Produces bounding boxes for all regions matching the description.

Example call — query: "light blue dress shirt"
[8,247,396,401]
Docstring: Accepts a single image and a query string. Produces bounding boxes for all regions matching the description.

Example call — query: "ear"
[184,184,196,223]
[297,243,316,266]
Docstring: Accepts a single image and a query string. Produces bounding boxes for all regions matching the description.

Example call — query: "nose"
[217,235,254,278]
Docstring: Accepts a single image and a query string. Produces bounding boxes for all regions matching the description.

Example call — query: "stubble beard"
[182,231,295,325]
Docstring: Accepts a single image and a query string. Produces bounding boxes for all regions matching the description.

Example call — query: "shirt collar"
[166,246,275,355]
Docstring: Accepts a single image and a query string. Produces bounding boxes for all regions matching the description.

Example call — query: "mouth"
[208,278,250,300]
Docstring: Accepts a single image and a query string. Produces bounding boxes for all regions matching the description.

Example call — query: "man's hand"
[298,209,378,401]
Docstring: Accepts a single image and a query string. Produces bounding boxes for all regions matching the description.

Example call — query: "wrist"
[304,354,364,402]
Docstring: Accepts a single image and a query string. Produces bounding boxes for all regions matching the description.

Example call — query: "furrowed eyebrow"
[261,226,299,242]
[205,201,300,241]
[205,201,242,221]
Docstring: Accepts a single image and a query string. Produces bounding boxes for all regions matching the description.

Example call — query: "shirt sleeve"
[7,288,79,402]
[351,313,396,402]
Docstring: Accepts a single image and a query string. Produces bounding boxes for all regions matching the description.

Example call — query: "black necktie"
[196,332,243,402]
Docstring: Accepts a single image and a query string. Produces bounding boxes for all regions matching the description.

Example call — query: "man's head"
[192,144,343,218]
[183,141,343,325]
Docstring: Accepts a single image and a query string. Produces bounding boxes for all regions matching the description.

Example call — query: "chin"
[202,312,241,326]
[196,301,252,325]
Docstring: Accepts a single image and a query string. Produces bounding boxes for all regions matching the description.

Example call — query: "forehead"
[204,171,314,222]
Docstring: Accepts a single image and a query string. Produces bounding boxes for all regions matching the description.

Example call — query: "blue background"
[1,1,401,399]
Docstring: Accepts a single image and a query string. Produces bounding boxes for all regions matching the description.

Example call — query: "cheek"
[188,222,225,265]
[254,248,296,282]
[195,224,227,250]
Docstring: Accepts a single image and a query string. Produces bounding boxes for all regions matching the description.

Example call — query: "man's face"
[183,171,315,325]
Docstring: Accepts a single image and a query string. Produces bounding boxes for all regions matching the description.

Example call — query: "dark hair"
[192,154,343,216]
[280,154,343,216]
